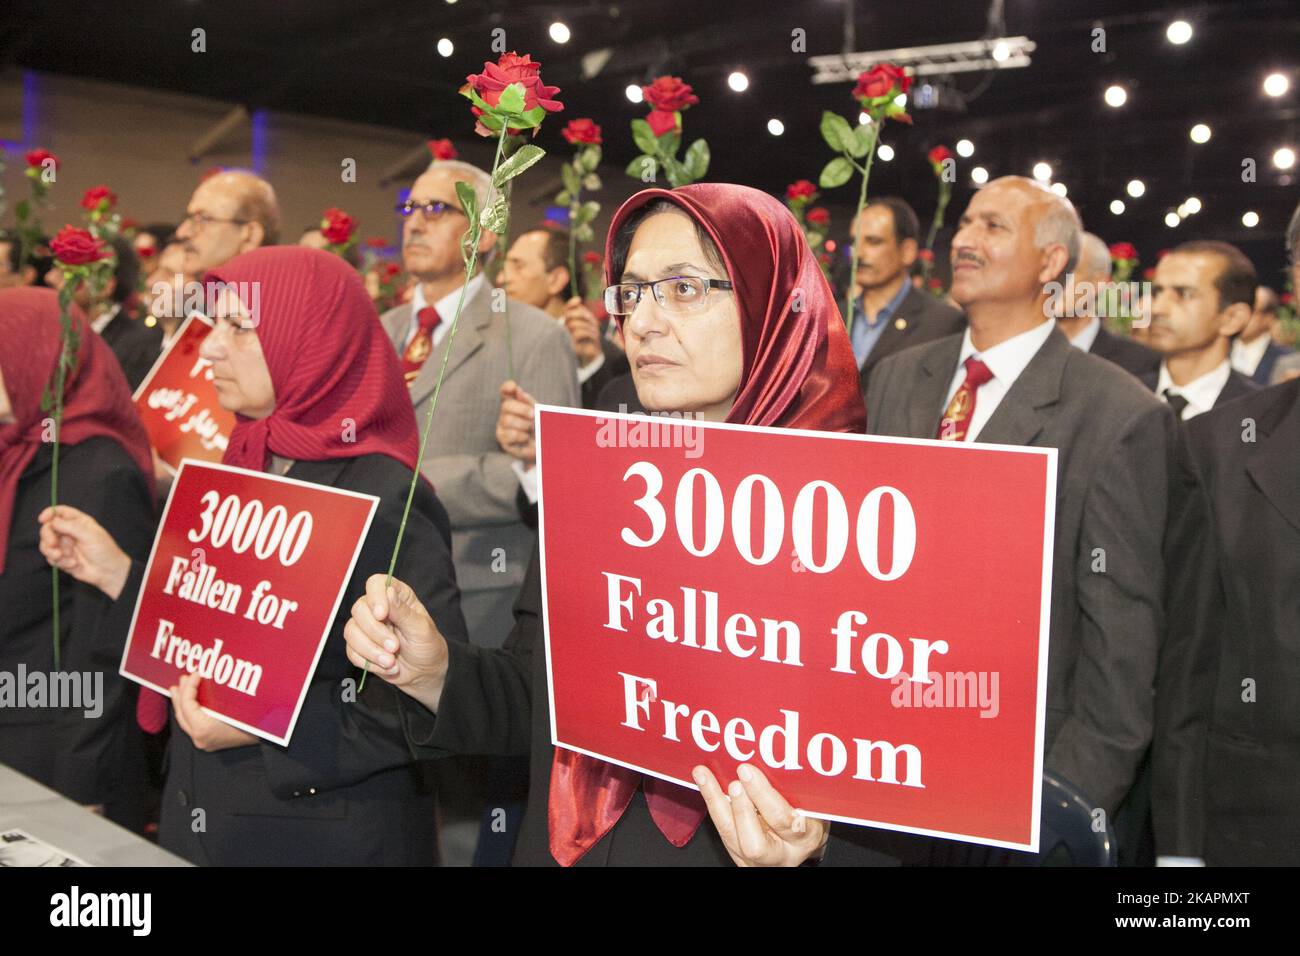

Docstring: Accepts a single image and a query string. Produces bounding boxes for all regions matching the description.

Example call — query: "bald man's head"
[176,171,280,276]
[950,176,1082,313]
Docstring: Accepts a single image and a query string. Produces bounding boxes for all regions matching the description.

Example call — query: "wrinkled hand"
[37,505,132,601]
[496,379,537,466]
[344,574,450,712]
[171,673,258,752]
[562,296,603,366]
[694,763,829,867]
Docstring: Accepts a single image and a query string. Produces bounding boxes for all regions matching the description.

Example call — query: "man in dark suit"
[866,176,1171,825]
[1139,240,1259,418]
[847,197,965,397]
[499,226,628,409]
[1056,232,1160,378]
[1232,285,1294,386]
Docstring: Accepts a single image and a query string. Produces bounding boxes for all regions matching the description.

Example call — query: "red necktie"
[937,355,994,441]
[402,306,442,385]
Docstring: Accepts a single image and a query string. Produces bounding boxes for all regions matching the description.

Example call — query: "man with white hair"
[1058,232,1159,378]
[866,177,1172,847]
[379,159,578,865]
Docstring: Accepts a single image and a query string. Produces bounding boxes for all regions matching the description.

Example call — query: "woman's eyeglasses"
[604,276,733,317]
[396,199,466,220]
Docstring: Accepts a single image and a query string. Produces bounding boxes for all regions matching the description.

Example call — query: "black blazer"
[1250,339,1295,387]
[1165,378,1300,863]
[97,309,164,393]
[1138,364,1258,409]
[0,437,156,831]
[580,339,631,410]
[857,285,966,399]
[152,453,468,866]
[1088,325,1160,379]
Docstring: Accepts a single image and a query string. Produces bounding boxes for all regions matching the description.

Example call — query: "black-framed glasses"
[604,276,734,317]
[181,211,250,231]
[396,199,466,220]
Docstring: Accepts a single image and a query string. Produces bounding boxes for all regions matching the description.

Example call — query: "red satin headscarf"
[205,246,421,474]
[136,247,421,733]
[549,183,866,866]
[0,287,154,574]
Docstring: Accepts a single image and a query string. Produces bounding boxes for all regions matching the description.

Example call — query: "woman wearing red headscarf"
[345,184,878,866]
[0,286,155,831]
[38,247,467,865]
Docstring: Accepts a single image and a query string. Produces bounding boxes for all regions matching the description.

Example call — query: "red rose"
[917,249,935,263]
[806,207,831,226]
[365,236,389,248]
[1142,267,1156,279]
[853,63,911,103]
[1157,248,1171,260]
[927,277,944,289]
[642,76,699,112]
[50,225,110,266]
[583,251,603,266]
[382,262,402,279]
[321,207,358,246]
[1280,292,1294,305]
[465,52,563,114]
[645,109,679,138]
[786,179,818,203]
[80,185,117,212]
[427,138,458,161]
[928,145,953,167]
[137,244,157,260]
[26,148,59,170]
[1109,242,1138,260]
[561,118,602,145]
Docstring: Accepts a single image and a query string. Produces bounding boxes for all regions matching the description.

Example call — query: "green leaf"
[574,224,595,243]
[555,190,572,206]
[582,173,602,191]
[492,144,545,187]
[574,200,600,227]
[580,145,602,172]
[657,130,681,160]
[852,123,876,159]
[496,82,526,115]
[820,111,855,154]
[561,163,581,195]
[683,139,710,180]
[480,196,509,235]
[626,155,658,182]
[663,156,689,188]
[631,119,659,155]
[455,181,479,224]
[819,157,854,189]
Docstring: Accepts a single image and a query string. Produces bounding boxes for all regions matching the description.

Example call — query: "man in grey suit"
[381,160,579,647]
[865,177,1172,834]
[381,160,578,866]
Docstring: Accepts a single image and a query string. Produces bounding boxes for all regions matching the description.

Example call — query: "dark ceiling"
[3,0,1298,280]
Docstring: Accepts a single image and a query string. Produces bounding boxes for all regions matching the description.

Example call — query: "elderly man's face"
[176,176,262,277]
[950,179,1060,309]
[402,168,490,282]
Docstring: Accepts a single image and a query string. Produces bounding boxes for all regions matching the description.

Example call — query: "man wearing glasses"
[175,170,280,277]
[379,160,579,866]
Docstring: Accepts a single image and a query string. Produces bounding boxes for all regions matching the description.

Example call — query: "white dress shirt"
[577,350,605,384]
[404,272,487,350]
[1067,316,1102,353]
[942,318,1057,442]
[90,303,120,335]
[1230,335,1271,378]
[1155,359,1231,421]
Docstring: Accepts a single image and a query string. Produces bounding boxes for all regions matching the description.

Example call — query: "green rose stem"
[922,179,952,287]
[359,121,512,692]
[843,137,878,338]
[500,177,515,383]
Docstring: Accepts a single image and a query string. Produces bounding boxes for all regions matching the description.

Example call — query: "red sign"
[120,461,378,745]
[132,314,236,473]
[536,405,1056,851]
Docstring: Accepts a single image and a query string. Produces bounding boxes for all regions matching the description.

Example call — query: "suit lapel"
[409,281,490,408]
[1245,385,1300,534]
[382,303,412,353]
[909,335,963,437]
[975,328,1069,447]
[860,286,920,376]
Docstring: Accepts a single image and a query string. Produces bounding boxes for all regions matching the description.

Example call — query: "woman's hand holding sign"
[344,574,450,713]
[694,763,829,866]
[171,673,257,751]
